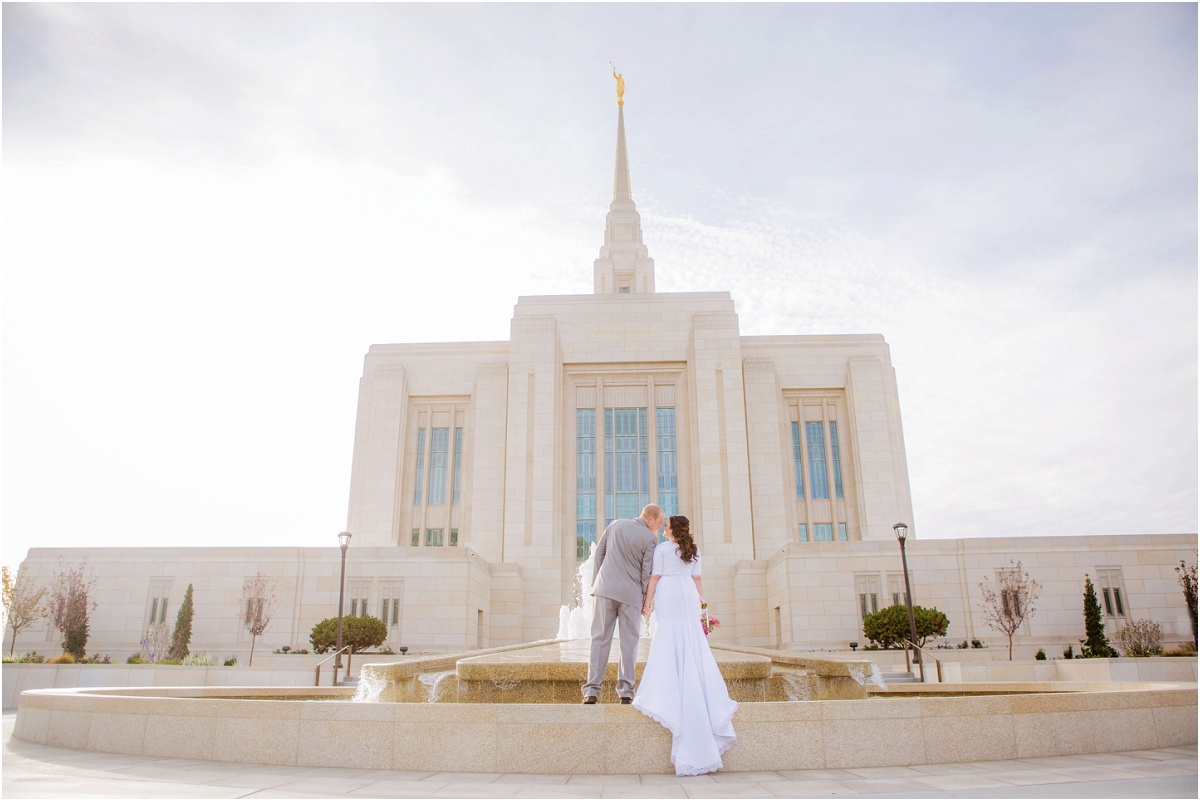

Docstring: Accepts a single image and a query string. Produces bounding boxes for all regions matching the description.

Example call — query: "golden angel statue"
[610,63,625,106]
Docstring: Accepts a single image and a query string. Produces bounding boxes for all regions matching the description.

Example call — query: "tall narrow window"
[576,409,597,561]
[1002,588,1022,618]
[814,523,833,542]
[791,422,805,499]
[605,408,649,526]
[413,428,426,504]
[829,421,844,500]
[349,585,369,618]
[1098,569,1129,620]
[451,427,463,505]
[381,583,402,629]
[806,422,829,500]
[449,528,459,546]
[855,574,881,623]
[427,428,449,505]
[838,523,848,541]
[146,581,170,628]
[798,524,808,542]
[656,408,678,518]
[410,528,420,547]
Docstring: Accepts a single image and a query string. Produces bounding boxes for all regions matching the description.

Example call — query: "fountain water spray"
[557,544,597,639]
[556,542,659,640]
[351,669,388,703]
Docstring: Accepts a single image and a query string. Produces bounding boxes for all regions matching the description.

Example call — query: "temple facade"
[6,99,1195,660]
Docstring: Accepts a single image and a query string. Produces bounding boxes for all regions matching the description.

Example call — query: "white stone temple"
[6,92,1196,660]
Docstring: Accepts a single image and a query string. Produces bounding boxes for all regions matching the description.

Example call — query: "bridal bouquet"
[700,603,721,637]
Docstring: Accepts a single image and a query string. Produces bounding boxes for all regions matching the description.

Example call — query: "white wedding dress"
[633,541,738,775]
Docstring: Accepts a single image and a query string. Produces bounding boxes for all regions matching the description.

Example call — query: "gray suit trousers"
[583,595,641,699]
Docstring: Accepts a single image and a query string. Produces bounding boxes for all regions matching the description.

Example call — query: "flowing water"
[778,671,814,701]
[351,670,388,703]
[847,662,888,690]
[417,670,456,703]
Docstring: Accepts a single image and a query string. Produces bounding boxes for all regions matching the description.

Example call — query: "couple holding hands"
[583,505,738,776]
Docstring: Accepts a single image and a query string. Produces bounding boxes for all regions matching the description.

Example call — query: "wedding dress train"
[632,543,737,775]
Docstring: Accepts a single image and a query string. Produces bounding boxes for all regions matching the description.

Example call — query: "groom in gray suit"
[582,504,663,704]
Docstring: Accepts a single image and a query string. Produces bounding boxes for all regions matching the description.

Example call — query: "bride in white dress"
[633,515,737,775]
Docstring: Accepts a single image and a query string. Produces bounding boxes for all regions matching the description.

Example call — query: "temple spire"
[613,105,632,203]
[594,69,656,295]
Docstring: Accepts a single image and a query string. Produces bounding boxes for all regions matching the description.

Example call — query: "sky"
[3,3,1196,571]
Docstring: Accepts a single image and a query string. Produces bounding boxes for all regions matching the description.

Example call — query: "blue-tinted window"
[656,408,677,518]
[452,427,463,505]
[413,428,426,505]
[576,409,597,561]
[830,421,844,500]
[791,422,804,499]
[806,422,829,500]
[428,428,449,505]
[605,408,649,526]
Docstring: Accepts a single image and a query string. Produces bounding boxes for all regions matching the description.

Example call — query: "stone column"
[845,355,915,540]
[466,363,509,563]
[346,365,409,546]
[504,315,564,641]
[742,358,795,557]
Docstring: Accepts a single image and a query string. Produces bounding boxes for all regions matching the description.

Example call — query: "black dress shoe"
[620,697,633,704]
[583,696,598,704]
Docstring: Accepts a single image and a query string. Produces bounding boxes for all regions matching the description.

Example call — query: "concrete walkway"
[3,712,1195,799]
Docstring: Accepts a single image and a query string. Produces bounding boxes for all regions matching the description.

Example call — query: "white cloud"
[2,3,1195,570]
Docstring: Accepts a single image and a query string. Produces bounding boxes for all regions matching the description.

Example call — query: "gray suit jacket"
[591,518,658,608]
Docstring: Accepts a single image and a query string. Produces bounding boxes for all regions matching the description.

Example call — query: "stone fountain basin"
[362,640,874,703]
[13,681,1196,774]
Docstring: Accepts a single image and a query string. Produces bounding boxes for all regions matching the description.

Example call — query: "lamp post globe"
[334,531,352,683]
[893,523,922,679]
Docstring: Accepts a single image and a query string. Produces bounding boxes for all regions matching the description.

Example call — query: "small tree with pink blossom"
[239,573,278,666]
[48,562,98,659]
[979,560,1041,660]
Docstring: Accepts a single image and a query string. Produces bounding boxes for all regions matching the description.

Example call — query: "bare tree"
[141,623,171,662]
[979,560,1041,660]
[3,566,49,656]
[48,562,98,659]
[238,573,278,666]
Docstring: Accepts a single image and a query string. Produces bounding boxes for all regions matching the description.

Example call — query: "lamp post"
[893,523,922,681]
[333,531,352,684]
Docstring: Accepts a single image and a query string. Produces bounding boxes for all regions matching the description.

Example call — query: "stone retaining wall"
[12,684,1197,773]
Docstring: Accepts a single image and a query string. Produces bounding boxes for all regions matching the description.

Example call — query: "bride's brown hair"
[670,515,697,564]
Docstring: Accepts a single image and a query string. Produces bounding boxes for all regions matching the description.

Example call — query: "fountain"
[13,539,1194,771]
[352,639,864,704]
[11,639,1196,773]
